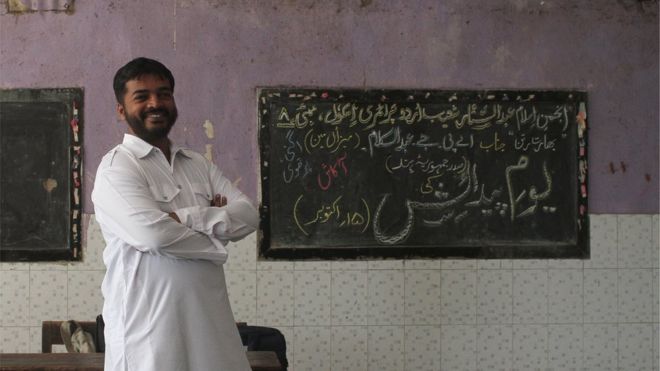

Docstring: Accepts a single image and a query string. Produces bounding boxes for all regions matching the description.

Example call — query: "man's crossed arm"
[169,194,227,223]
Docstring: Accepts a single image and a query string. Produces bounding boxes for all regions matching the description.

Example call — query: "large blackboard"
[0,88,83,261]
[258,89,588,259]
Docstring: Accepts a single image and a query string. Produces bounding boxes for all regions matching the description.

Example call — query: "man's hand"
[168,212,181,223]
[212,194,227,207]
[167,194,225,224]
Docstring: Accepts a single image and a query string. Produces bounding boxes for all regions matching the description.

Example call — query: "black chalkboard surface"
[0,89,83,261]
[258,89,588,259]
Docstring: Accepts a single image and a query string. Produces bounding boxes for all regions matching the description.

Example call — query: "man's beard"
[125,107,178,143]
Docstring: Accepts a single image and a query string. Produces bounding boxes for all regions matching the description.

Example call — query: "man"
[92,57,258,370]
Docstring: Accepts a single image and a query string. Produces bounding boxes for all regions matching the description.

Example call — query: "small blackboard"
[0,88,83,261]
[258,89,588,259]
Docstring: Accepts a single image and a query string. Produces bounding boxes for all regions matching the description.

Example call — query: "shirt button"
[177,185,182,189]
[163,195,168,199]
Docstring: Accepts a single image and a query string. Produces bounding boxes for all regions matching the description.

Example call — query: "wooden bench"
[38,321,282,370]
[0,352,282,371]
[41,321,248,353]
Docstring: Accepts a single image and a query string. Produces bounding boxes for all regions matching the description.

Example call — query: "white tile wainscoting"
[1,214,658,371]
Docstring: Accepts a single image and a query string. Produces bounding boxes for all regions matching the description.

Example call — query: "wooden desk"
[0,351,282,371]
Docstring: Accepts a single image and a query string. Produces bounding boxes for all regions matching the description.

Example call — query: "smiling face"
[117,74,178,144]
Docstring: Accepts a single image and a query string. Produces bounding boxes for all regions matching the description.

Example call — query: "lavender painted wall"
[1,0,657,214]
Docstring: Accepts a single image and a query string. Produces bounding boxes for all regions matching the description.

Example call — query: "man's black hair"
[113,57,175,104]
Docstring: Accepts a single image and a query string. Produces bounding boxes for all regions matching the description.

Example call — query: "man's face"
[117,74,178,143]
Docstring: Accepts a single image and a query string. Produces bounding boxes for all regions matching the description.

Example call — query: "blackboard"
[258,89,588,259]
[0,88,83,261]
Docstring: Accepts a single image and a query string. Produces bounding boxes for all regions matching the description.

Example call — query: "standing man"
[92,57,258,370]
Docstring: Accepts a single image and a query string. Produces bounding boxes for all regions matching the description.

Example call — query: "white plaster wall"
[1,214,658,370]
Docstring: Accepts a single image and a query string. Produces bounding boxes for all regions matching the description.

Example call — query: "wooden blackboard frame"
[0,88,83,261]
[258,88,589,260]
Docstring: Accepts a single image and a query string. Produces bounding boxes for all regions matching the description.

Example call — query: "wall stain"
[42,178,58,193]
[617,0,658,14]
[193,0,391,13]
[7,0,29,13]
[203,119,215,139]
[6,0,75,14]
[204,144,213,162]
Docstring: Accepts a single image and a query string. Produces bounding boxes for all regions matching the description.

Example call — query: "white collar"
[122,134,192,159]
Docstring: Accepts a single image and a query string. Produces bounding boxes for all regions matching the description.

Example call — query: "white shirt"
[92,134,258,371]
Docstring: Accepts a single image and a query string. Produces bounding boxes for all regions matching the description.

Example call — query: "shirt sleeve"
[92,164,227,262]
[173,161,259,243]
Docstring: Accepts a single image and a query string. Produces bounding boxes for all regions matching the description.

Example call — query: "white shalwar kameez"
[92,134,257,371]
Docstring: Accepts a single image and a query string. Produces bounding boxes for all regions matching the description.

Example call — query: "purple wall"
[1,0,657,214]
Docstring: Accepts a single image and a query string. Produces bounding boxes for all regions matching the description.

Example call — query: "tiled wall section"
[1,214,658,370]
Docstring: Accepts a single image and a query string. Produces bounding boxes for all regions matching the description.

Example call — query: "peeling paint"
[70,117,79,142]
[7,0,74,13]
[493,45,513,71]
[42,178,58,193]
[173,0,177,50]
[202,119,215,139]
[204,144,213,162]
[7,0,29,13]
